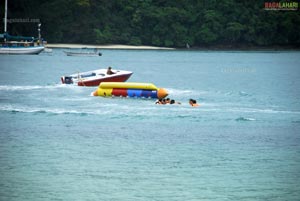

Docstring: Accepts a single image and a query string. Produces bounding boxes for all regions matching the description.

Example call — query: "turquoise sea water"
[1,50,300,200]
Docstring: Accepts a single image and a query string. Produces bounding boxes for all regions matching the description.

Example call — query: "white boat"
[0,0,44,55]
[61,68,133,86]
[64,48,102,56]
[0,42,44,54]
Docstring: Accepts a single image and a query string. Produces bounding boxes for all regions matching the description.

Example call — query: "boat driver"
[107,66,116,75]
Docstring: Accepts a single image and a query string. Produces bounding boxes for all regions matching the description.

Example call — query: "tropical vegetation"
[1,0,300,48]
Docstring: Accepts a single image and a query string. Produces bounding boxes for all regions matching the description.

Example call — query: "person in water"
[189,99,199,107]
[107,66,115,75]
[155,99,164,104]
[170,99,181,105]
[155,99,168,104]
[156,98,181,105]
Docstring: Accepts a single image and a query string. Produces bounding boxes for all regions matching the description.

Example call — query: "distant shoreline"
[187,45,300,51]
[46,43,175,50]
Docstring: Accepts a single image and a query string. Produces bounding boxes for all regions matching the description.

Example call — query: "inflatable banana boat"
[92,82,168,99]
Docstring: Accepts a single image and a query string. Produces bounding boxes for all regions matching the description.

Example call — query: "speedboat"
[61,69,133,86]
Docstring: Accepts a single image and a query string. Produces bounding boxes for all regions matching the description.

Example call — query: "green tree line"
[1,0,300,48]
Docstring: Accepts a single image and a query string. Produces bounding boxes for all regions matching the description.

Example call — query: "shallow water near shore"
[1,49,300,200]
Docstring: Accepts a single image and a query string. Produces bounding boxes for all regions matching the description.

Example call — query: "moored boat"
[63,48,102,56]
[61,68,133,87]
[0,41,44,54]
[0,0,45,55]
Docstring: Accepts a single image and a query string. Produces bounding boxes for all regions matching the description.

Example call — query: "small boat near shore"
[63,48,102,56]
[61,69,133,86]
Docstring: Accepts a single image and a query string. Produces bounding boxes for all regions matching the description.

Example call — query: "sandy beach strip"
[46,43,175,50]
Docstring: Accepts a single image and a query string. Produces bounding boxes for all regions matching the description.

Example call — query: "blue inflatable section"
[127,89,158,98]
[127,89,142,97]
[140,90,158,98]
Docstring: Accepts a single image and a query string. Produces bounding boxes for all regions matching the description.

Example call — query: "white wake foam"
[0,105,83,115]
[0,84,68,91]
[225,107,300,114]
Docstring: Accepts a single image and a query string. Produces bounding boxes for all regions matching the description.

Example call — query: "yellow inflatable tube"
[93,82,168,99]
[99,82,158,90]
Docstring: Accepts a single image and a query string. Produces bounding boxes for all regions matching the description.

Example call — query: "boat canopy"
[0,32,35,41]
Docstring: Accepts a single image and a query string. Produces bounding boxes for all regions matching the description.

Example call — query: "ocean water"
[0,49,300,201]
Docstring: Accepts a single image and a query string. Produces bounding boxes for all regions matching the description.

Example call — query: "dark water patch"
[235,117,256,122]
[291,120,300,124]
[239,91,251,97]
[2,107,92,117]
[34,110,48,114]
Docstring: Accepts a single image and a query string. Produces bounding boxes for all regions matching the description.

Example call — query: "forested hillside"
[1,0,300,48]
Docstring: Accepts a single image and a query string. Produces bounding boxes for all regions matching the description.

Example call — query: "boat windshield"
[80,72,96,78]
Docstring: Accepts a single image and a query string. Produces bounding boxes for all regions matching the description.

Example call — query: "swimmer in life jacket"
[189,99,199,107]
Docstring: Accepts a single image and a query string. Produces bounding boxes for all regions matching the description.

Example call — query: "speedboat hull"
[61,69,133,87]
